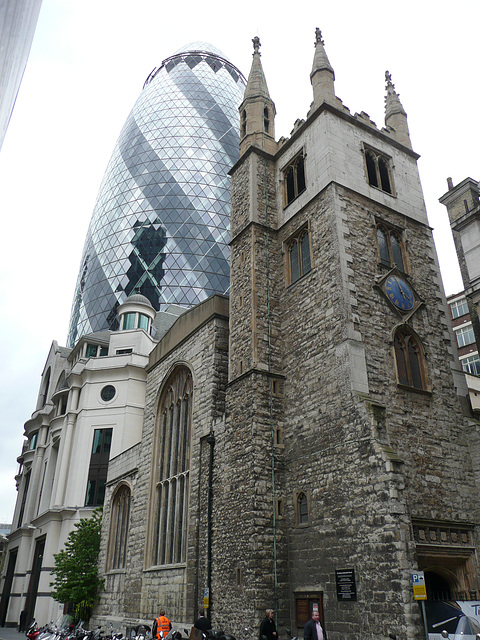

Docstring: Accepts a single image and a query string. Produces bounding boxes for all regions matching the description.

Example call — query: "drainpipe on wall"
[206,430,215,620]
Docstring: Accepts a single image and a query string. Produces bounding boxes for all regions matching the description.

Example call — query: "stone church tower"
[213,31,480,639]
[90,31,480,640]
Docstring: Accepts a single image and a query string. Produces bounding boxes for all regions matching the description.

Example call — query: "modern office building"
[446,291,480,411]
[0,0,43,151]
[441,180,480,413]
[447,292,480,375]
[0,40,245,628]
[67,42,246,347]
[0,294,185,627]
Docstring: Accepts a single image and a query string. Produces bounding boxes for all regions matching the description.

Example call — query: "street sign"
[411,571,427,600]
[203,587,210,609]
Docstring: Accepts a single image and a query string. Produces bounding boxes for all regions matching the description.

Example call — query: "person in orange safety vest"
[153,610,172,640]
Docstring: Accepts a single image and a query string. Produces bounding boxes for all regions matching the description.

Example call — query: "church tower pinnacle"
[239,36,277,156]
[310,27,335,106]
[384,70,412,148]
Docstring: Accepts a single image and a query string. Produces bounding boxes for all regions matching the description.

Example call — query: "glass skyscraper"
[67,42,246,347]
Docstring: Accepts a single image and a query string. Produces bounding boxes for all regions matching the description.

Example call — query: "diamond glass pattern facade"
[67,42,246,346]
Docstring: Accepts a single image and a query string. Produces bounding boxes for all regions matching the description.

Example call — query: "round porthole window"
[100,385,116,402]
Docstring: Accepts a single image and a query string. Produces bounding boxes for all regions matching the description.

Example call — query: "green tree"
[50,509,103,621]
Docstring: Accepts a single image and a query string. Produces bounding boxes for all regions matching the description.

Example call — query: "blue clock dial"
[385,275,414,311]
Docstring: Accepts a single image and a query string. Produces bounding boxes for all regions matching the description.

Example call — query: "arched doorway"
[425,570,453,601]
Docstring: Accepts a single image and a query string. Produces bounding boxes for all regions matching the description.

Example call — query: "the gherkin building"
[67,42,246,347]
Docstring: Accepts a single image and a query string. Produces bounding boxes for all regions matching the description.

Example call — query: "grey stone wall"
[221,114,480,640]
[92,310,229,630]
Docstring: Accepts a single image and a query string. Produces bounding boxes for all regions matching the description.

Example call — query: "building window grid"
[450,298,469,319]
[17,470,31,528]
[29,432,38,450]
[85,428,112,507]
[153,368,192,566]
[461,354,480,376]
[455,324,476,348]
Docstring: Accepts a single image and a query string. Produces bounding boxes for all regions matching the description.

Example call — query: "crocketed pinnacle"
[243,36,271,101]
[310,27,335,105]
[384,71,407,118]
[310,28,335,81]
[384,70,411,148]
[239,36,276,156]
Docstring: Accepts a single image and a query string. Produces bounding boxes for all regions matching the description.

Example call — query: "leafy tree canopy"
[50,509,104,610]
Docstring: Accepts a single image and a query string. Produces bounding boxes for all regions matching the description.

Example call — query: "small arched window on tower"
[364,147,394,195]
[296,491,309,525]
[284,152,306,206]
[263,106,269,134]
[393,326,428,391]
[241,109,247,138]
[286,226,312,285]
[376,224,405,272]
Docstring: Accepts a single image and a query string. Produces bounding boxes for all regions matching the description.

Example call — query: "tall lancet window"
[107,484,131,570]
[152,366,192,566]
[241,109,247,138]
[263,106,270,133]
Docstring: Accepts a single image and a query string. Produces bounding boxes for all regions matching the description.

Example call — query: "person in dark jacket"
[194,609,212,634]
[304,611,326,640]
[259,609,277,640]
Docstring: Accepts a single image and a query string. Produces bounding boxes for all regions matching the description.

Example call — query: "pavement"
[0,628,26,640]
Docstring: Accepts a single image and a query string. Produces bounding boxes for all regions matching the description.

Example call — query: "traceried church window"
[107,484,131,570]
[284,152,306,206]
[365,148,394,195]
[393,326,427,391]
[287,227,312,285]
[376,224,405,272]
[152,366,192,566]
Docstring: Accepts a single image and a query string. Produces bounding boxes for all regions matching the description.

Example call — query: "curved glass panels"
[67,42,246,346]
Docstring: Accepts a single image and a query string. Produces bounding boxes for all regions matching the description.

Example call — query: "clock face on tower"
[385,275,415,311]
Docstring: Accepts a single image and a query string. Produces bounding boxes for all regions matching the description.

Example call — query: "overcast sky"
[0,0,477,522]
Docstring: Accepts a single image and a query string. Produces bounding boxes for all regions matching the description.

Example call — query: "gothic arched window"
[152,366,192,566]
[284,152,306,206]
[393,327,427,391]
[296,491,309,525]
[263,106,270,133]
[376,224,405,272]
[107,484,131,570]
[287,228,312,285]
[365,148,394,194]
